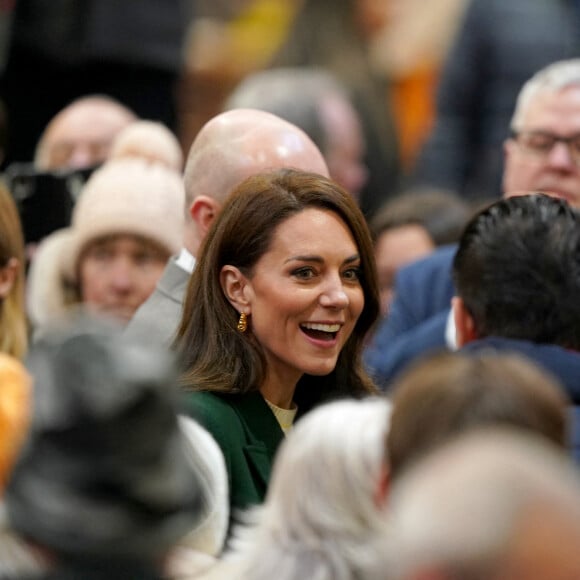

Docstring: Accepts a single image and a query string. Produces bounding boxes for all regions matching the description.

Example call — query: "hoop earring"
[237,312,248,333]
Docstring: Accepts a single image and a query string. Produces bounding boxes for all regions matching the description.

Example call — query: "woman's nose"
[319,276,349,309]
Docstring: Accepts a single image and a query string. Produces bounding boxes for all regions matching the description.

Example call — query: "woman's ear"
[0,258,19,300]
[220,265,252,314]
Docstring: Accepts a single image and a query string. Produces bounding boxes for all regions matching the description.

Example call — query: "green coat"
[182,391,284,516]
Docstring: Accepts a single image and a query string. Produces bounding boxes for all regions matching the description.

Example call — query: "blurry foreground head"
[381,429,580,580]
[232,398,392,580]
[5,312,203,564]
[34,95,137,172]
[387,352,570,481]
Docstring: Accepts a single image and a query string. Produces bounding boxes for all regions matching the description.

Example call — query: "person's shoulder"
[408,244,457,273]
[182,392,244,439]
[125,290,180,347]
[183,391,234,417]
[395,244,457,292]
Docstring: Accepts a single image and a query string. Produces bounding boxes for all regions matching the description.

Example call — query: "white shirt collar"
[175,248,196,274]
[445,308,458,351]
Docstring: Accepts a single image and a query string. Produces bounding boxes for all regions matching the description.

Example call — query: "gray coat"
[125,257,190,348]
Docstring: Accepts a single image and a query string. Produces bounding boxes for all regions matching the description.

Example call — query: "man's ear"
[220,265,252,314]
[0,258,19,299]
[452,296,477,347]
[190,196,221,238]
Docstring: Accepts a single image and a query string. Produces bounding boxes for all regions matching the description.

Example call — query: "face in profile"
[503,86,580,208]
[229,208,365,386]
[79,234,168,323]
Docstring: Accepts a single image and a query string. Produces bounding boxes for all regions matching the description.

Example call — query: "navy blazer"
[461,336,580,465]
[364,245,456,388]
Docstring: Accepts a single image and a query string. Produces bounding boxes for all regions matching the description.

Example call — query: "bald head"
[35,96,138,171]
[183,108,329,209]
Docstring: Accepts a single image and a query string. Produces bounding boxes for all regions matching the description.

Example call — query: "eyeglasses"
[511,130,580,165]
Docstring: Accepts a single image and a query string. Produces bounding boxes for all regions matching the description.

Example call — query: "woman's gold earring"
[237,312,248,333]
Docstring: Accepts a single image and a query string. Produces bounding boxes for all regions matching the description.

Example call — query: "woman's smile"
[240,208,364,386]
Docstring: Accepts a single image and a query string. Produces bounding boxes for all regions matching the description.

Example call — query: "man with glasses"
[504,61,580,206]
[364,59,580,388]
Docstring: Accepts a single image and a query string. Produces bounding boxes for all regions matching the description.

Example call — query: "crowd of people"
[0,1,579,578]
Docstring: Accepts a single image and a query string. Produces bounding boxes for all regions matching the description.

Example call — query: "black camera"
[4,163,95,244]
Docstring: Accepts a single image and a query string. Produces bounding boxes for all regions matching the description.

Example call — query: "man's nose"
[547,141,576,170]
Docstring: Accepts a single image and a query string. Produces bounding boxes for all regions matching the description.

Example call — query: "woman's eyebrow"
[284,254,360,264]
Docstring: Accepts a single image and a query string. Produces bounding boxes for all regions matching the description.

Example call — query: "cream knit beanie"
[108,120,184,171]
[67,158,184,276]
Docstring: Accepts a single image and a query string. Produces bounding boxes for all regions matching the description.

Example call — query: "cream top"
[265,400,298,434]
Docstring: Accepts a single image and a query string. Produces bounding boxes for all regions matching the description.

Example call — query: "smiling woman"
[175,168,380,525]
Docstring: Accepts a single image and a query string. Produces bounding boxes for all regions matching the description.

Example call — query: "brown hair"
[387,352,570,480]
[370,188,471,246]
[0,183,27,358]
[175,169,380,410]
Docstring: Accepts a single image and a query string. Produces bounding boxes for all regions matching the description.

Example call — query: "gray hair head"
[511,59,580,131]
[230,397,392,580]
[5,310,204,561]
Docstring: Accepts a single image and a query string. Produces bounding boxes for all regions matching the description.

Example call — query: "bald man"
[125,109,330,345]
[34,95,137,172]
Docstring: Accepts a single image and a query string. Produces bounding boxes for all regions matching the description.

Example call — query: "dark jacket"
[412,0,580,199]
[9,0,190,70]
[461,336,580,463]
[364,245,455,387]
[125,257,189,348]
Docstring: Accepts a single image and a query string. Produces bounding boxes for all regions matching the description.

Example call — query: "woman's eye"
[343,267,361,281]
[292,267,316,280]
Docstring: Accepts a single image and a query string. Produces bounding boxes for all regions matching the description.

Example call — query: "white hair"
[227,397,392,580]
[379,428,580,580]
[511,59,580,130]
